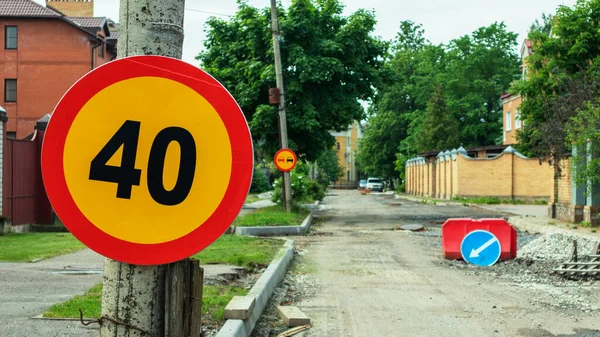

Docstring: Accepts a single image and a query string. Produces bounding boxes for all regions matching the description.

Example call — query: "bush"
[271,172,324,204]
[250,167,270,193]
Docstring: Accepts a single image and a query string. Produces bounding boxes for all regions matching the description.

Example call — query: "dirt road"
[270,190,600,337]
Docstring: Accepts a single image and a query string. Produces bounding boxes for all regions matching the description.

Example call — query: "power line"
[184,7,233,17]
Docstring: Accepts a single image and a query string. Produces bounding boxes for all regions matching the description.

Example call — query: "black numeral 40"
[89,120,197,206]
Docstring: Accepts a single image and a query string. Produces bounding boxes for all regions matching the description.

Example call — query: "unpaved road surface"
[259,190,600,337]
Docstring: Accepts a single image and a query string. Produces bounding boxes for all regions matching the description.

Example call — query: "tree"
[316,149,343,185]
[443,22,520,147]
[197,0,387,161]
[515,0,600,173]
[529,13,554,35]
[417,85,459,152]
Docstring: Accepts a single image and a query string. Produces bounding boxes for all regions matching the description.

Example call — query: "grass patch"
[42,283,247,325]
[234,205,309,227]
[203,285,247,322]
[192,235,283,269]
[0,233,85,262]
[244,193,261,204]
[580,221,592,228]
[592,229,597,233]
[452,197,529,205]
[44,283,102,319]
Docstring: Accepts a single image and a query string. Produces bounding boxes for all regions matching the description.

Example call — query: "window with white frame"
[515,110,522,129]
[506,111,512,131]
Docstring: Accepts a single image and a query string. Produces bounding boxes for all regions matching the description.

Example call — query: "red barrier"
[442,218,517,260]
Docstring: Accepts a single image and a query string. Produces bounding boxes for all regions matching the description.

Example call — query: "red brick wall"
[0,18,113,137]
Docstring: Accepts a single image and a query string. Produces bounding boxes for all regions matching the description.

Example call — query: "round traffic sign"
[41,55,253,265]
[460,230,502,267]
[274,148,297,172]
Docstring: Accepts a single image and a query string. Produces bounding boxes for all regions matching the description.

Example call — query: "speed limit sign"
[41,56,253,265]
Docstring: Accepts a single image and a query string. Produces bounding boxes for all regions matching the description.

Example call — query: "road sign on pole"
[41,55,253,265]
[460,230,502,267]
[274,148,297,172]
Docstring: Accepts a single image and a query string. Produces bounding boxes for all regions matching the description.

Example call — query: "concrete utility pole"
[270,0,293,212]
[101,2,202,337]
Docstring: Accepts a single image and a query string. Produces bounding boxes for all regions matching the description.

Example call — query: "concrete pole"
[270,0,293,212]
[101,1,185,337]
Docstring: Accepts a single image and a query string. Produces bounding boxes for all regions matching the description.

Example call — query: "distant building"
[330,121,363,187]
[46,0,94,17]
[0,0,116,137]
[501,39,534,145]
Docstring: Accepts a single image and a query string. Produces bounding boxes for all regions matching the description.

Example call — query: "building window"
[515,110,522,129]
[7,131,16,139]
[506,111,512,131]
[5,26,17,49]
[347,136,350,146]
[4,79,16,102]
[98,42,104,57]
[347,152,351,163]
[336,142,340,150]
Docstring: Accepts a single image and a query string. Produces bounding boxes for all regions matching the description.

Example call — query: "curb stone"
[233,212,313,237]
[508,216,600,240]
[215,240,295,337]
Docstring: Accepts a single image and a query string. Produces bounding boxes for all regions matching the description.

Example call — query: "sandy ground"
[253,190,600,337]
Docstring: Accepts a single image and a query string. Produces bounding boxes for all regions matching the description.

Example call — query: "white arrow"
[469,237,499,258]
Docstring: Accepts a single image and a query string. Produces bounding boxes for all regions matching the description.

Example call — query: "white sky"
[35,0,577,64]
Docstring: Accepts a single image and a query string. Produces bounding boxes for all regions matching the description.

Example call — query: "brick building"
[0,0,116,138]
[501,39,533,145]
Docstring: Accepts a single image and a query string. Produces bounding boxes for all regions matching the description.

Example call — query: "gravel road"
[253,190,600,337]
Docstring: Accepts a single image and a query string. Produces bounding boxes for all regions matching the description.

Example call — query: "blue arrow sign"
[460,230,501,266]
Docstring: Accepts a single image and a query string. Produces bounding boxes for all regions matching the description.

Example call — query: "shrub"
[250,167,271,193]
[271,172,324,204]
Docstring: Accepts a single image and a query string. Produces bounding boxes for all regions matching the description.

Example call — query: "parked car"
[359,179,367,189]
[366,177,383,192]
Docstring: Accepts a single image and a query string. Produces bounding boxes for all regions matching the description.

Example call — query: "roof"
[0,0,61,17]
[67,16,110,37]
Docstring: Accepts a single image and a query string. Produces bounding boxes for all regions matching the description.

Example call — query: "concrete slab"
[234,213,313,237]
[276,306,311,327]
[224,296,255,320]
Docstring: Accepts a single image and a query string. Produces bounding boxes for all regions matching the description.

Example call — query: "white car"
[366,177,383,192]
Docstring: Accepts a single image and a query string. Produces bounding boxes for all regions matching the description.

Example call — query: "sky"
[35,0,577,64]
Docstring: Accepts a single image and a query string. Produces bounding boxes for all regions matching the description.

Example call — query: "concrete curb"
[215,240,295,337]
[233,212,313,237]
[508,216,600,240]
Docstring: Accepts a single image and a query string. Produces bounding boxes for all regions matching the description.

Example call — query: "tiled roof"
[107,29,118,41]
[0,0,61,17]
[67,17,107,29]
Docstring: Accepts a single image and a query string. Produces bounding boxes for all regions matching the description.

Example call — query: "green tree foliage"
[197,0,387,161]
[357,21,519,181]
[529,13,554,35]
[417,85,459,152]
[250,166,271,193]
[514,0,600,173]
[316,149,343,185]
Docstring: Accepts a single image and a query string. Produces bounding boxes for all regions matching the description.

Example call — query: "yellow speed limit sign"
[41,56,253,265]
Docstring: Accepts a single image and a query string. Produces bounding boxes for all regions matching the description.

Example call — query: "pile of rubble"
[518,233,600,260]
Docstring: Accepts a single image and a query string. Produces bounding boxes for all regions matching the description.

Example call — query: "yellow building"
[330,121,363,187]
[502,39,533,145]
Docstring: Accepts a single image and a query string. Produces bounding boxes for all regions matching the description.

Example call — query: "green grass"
[203,285,247,322]
[192,235,283,269]
[43,283,246,324]
[580,221,592,228]
[0,233,85,262]
[451,197,530,205]
[234,205,309,227]
[244,194,261,204]
[44,283,102,319]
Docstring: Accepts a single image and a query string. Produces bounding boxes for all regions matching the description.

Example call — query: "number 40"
[89,120,197,206]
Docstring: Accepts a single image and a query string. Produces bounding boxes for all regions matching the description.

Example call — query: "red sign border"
[41,55,254,265]
[274,148,297,172]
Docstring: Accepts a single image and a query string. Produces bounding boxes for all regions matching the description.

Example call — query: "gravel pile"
[518,233,600,260]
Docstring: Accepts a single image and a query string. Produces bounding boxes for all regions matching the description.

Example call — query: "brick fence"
[405,146,552,201]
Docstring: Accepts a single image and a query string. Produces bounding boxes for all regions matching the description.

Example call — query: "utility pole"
[270,0,293,212]
[101,2,202,337]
